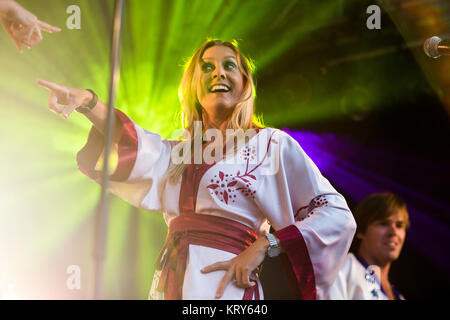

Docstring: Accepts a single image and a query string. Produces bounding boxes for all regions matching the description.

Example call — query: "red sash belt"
[155,213,259,300]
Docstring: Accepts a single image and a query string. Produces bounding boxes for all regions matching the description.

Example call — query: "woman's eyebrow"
[202,56,237,61]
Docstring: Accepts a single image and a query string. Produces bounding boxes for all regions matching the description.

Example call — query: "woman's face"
[197,45,245,116]
[358,209,407,265]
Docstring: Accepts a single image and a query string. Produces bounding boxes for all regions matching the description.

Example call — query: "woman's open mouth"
[209,84,230,93]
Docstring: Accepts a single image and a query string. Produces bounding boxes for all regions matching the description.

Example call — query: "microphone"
[424,36,450,58]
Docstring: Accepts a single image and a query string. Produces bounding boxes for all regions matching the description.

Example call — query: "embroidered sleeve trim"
[77,109,138,182]
[274,224,317,300]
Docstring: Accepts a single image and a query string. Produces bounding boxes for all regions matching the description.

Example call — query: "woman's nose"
[212,68,226,79]
[213,73,225,80]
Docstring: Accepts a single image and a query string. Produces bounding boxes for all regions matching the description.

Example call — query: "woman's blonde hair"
[164,39,260,184]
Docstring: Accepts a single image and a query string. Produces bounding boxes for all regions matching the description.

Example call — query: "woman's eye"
[201,63,214,72]
[224,61,237,70]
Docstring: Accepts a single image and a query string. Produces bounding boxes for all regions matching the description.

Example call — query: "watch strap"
[76,89,98,114]
[266,233,279,248]
[266,233,281,258]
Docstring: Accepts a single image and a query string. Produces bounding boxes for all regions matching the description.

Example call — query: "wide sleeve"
[255,130,356,299]
[326,254,351,300]
[76,108,173,212]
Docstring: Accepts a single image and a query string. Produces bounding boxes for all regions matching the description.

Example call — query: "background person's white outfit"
[327,253,405,300]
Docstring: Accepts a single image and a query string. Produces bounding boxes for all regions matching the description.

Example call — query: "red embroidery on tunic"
[206,171,244,204]
[240,145,256,162]
[207,133,276,205]
[307,195,329,212]
[294,195,329,221]
[294,206,308,221]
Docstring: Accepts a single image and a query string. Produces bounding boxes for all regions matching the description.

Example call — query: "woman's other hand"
[37,79,92,119]
[0,0,61,52]
[201,235,270,299]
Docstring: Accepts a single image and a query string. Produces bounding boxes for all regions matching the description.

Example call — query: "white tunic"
[327,253,405,300]
[77,109,357,300]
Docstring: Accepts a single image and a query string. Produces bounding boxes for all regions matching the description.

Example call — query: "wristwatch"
[76,89,98,114]
[265,233,281,258]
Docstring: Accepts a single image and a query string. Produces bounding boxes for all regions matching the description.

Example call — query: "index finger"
[201,261,228,274]
[215,267,234,299]
[37,79,64,92]
[37,20,61,33]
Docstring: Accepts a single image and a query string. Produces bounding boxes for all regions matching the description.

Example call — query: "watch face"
[268,246,281,258]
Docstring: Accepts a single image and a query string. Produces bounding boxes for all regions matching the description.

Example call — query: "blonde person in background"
[0,0,60,52]
[328,192,410,300]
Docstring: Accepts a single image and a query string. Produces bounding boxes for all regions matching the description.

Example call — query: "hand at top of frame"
[0,0,61,53]
[37,79,93,119]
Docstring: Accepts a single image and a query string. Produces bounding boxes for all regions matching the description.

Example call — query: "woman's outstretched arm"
[37,79,123,143]
[37,79,175,213]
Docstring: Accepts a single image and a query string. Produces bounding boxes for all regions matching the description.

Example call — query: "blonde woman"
[37,39,356,300]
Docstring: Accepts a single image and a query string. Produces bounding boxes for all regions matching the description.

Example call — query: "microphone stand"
[92,0,125,300]
[437,45,450,55]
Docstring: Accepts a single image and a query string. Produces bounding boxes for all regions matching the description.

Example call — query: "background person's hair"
[164,39,260,185]
[350,192,410,252]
